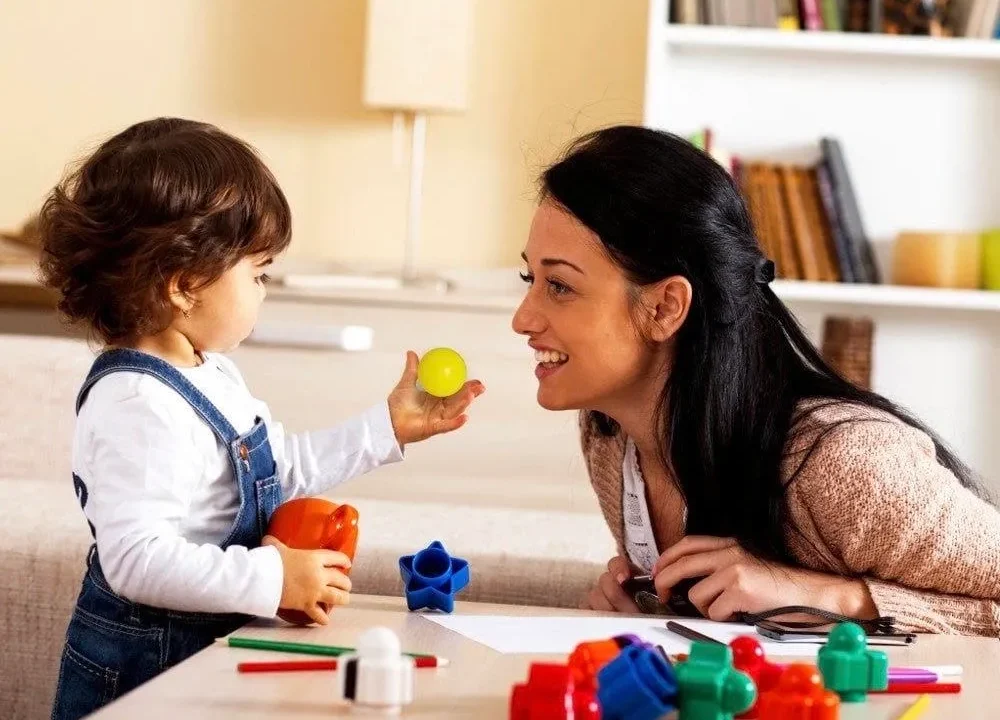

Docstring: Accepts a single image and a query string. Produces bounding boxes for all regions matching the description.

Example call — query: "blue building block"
[398,540,470,613]
[596,644,678,720]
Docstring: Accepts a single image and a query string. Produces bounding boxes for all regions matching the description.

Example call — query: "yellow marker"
[897,694,930,720]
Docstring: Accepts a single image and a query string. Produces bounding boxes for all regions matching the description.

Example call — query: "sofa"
[0,297,613,719]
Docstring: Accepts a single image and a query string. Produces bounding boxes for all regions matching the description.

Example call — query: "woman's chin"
[536,387,580,412]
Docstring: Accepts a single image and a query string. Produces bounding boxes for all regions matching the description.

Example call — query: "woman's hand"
[652,536,877,622]
[581,555,641,613]
[388,351,485,448]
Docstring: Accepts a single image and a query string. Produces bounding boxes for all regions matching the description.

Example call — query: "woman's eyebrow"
[520,251,584,274]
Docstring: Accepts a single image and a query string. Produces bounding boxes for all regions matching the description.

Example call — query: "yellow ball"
[417,347,467,398]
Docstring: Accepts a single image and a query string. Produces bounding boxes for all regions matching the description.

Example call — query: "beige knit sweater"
[581,401,1000,636]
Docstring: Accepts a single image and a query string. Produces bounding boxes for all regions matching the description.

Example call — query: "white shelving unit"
[663,23,1000,61]
[772,280,1000,312]
[645,0,1000,486]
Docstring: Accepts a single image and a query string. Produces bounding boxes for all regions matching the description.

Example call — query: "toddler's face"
[185,254,272,352]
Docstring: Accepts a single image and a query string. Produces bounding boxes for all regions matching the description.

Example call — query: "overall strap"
[76,349,240,446]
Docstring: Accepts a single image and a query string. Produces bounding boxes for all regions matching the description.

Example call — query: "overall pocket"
[52,600,165,719]
[255,473,282,538]
[52,642,120,720]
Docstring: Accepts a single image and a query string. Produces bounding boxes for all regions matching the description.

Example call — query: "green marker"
[225,636,435,660]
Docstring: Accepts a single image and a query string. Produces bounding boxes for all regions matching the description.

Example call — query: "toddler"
[39,117,484,719]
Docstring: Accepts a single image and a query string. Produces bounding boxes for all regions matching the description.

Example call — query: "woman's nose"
[512,296,544,336]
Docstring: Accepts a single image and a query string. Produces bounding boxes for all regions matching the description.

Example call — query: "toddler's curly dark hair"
[38,117,291,344]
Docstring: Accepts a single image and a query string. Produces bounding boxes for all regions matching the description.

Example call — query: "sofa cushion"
[0,334,94,483]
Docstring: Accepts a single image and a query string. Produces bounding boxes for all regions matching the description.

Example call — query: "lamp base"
[398,270,452,293]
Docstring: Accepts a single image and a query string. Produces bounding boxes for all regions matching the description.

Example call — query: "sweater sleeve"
[864,580,1000,634]
[792,415,1000,635]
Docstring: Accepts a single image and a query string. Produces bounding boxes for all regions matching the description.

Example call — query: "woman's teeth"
[534,349,569,364]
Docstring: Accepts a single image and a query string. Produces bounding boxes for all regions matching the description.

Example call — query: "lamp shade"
[363,0,472,112]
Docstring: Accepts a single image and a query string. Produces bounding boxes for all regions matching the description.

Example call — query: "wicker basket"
[821,316,874,390]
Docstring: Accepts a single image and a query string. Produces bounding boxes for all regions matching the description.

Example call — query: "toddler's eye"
[257,273,271,285]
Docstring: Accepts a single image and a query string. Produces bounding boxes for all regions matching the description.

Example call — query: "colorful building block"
[510,663,573,720]
[567,634,644,693]
[756,663,839,720]
[398,540,469,613]
[675,642,756,720]
[509,662,599,720]
[817,623,888,702]
[573,689,601,720]
[730,636,783,719]
[597,644,679,720]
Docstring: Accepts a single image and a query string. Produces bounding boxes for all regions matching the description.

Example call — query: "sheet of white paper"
[424,615,822,658]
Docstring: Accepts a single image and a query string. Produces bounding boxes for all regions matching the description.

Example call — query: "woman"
[512,125,1000,635]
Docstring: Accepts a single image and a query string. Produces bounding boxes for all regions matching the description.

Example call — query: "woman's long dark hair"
[541,125,979,565]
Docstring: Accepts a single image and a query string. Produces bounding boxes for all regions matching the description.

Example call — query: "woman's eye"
[519,271,533,285]
[256,273,271,285]
[547,279,571,296]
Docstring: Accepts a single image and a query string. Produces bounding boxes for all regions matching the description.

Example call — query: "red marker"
[875,682,961,695]
[237,656,448,673]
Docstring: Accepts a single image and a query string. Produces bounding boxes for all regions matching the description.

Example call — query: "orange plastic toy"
[265,497,360,625]
[756,663,840,720]
[568,639,622,691]
[731,636,784,718]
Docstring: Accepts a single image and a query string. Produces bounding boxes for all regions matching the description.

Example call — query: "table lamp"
[363,0,473,290]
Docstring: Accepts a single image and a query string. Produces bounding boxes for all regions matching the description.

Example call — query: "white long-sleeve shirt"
[72,352,403,617]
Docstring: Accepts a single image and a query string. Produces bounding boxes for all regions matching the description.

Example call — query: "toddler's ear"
[166,273,195,316]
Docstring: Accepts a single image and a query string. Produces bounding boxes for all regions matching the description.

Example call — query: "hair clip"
[754,257,775,285]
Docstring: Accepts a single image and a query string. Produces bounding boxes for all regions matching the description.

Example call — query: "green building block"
[817,622,889,702]
[675,642,756,720]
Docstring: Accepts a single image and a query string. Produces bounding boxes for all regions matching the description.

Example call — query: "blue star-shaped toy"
[398,540,470,613]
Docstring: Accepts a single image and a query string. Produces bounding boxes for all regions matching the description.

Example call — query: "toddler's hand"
[388,350,485,448]
[262,535,352,625]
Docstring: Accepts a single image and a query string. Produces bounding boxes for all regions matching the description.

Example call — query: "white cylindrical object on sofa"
[246,322,374,352]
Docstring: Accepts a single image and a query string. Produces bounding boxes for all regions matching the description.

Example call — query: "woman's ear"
[643,276,692,343]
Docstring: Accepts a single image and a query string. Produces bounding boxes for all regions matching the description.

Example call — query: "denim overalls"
[52,349,283,720]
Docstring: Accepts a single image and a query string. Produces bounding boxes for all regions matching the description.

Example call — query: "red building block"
[510,663,576,720]
[731,636,784,719]
[757,664,840,720]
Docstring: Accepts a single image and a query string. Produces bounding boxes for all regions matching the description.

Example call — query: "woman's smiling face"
[511,200,667,414]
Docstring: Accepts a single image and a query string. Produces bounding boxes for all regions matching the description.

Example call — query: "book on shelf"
[668,0,1000,39]
[698,132,879,284]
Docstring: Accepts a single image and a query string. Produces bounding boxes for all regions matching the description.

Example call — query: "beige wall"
[0,0,646,269]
